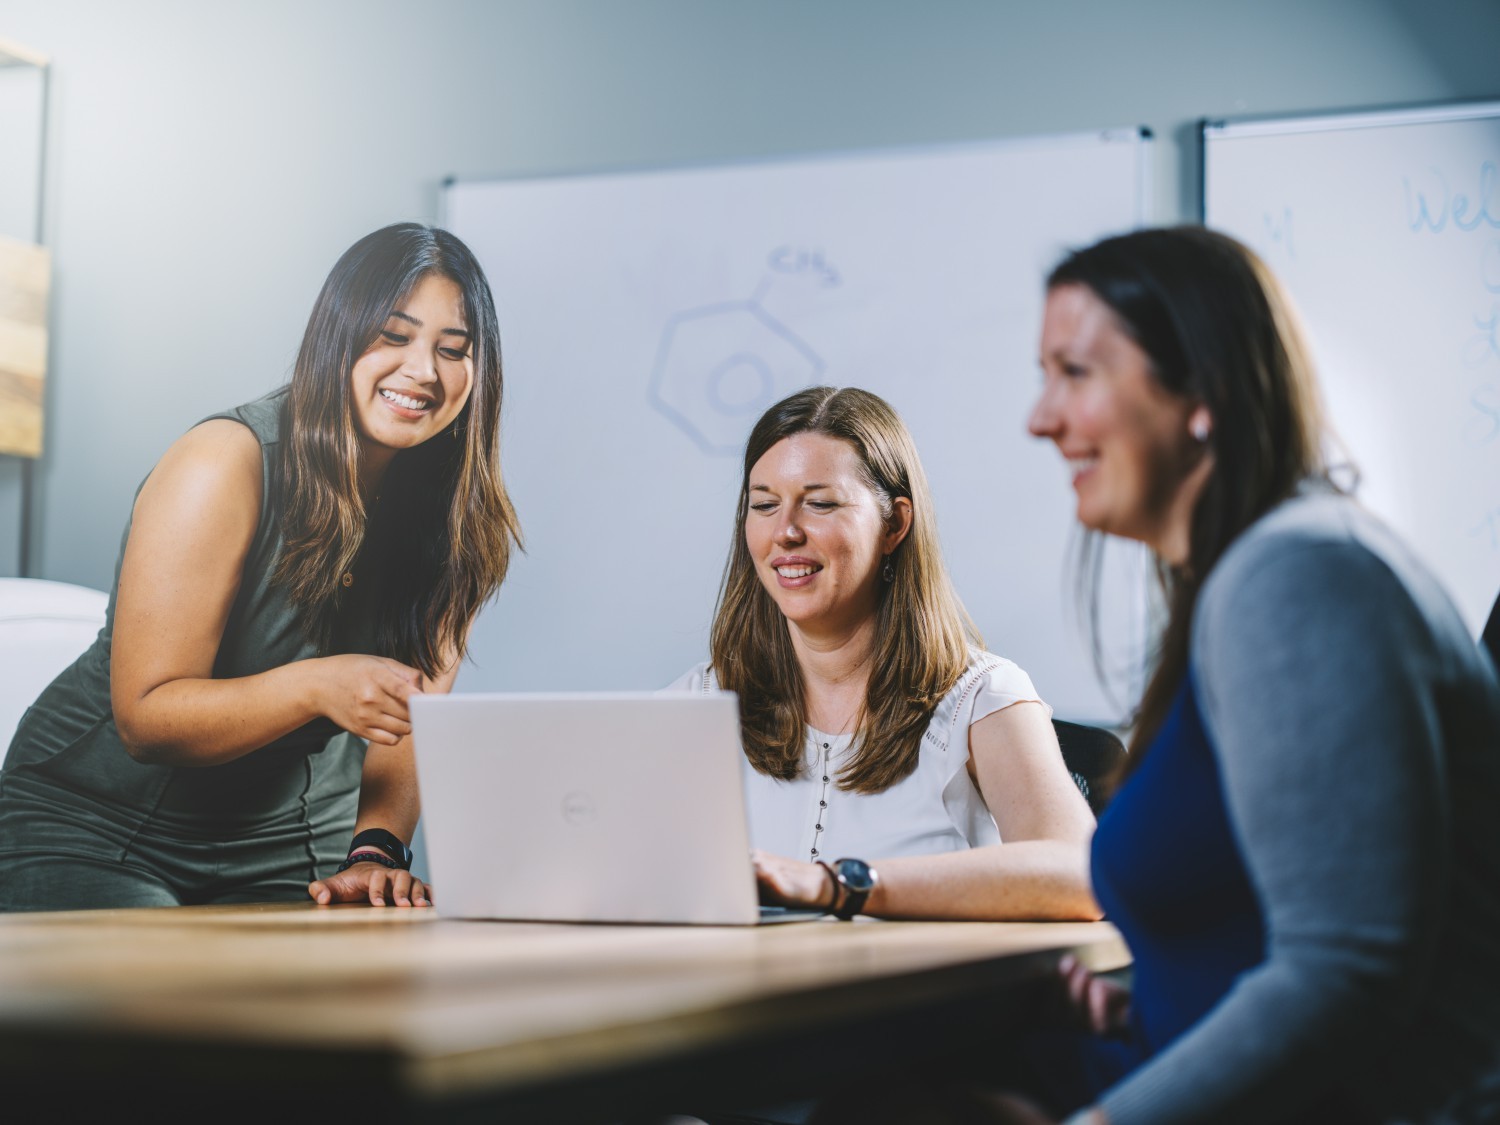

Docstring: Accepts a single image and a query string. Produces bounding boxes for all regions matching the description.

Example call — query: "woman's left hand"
[1052,953,1132,1036]
[308,861,432,907]
[752,849,838,911]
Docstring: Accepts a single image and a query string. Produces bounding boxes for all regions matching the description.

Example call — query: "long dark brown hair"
[1048,227,1331,760]
[710,386,978,794]
[274,223,521,676]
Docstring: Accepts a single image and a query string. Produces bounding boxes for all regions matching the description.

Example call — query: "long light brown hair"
[274,223,521,676]
[710,386,978,794]
[1048,227,1331,763]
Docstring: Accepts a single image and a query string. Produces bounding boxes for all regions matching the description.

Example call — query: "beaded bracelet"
[336,851,403,873]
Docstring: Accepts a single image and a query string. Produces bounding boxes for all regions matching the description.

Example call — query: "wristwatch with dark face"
[348,828,413,870]
[831,857,878,920]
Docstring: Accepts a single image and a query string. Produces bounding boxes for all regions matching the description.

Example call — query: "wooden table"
[0,903,1127,1122]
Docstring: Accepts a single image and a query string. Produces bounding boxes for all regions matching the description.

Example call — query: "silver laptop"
[410,692,825,925]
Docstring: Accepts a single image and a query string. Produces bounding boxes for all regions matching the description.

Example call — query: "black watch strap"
[348,828,412,870]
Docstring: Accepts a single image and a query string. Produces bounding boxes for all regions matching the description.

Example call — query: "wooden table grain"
[0,903,1127,1122]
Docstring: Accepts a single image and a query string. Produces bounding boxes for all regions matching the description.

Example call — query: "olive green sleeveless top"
[0,390,370,856]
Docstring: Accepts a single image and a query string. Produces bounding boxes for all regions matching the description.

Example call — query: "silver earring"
[882,556,895,583]
[1190,416,1211,443]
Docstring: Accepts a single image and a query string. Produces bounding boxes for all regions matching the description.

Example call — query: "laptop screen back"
[411,692,763,924]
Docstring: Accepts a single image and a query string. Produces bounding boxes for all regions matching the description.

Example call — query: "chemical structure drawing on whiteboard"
[648,247,839,455]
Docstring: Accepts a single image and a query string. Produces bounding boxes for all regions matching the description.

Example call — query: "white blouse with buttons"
[667,650,1051,862]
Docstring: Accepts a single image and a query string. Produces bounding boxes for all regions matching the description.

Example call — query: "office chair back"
[0,578,109,756]
[1053,718,1128,817]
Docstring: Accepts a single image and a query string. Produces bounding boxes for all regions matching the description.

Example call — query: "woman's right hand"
[311,655,424,744]
[752,849,840,911]
[309,860,432,908]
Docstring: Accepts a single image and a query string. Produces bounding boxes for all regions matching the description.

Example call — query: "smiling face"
[1028,283,1212,564]
[744,432,910,638]
[349,272,474,481]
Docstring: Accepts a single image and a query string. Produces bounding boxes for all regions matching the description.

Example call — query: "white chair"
[0,578,109,753]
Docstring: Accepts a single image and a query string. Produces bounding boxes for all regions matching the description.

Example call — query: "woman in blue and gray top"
[1008,227,1500,1124]
[0,224,521,912]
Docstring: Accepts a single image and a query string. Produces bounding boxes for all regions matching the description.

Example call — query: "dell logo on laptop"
[562,791,597,824]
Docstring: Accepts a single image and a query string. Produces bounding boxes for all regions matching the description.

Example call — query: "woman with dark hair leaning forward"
[968,226,1500,1124]
[0,223,521,911]
[673,386,1098,923]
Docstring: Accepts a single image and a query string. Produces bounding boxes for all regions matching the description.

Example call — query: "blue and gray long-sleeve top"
[1094,485,1500,1125]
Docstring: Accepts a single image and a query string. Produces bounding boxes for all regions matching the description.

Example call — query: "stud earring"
[1190,415,1212,443]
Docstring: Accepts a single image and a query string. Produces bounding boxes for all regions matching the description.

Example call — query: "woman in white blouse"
[672,386,1098,920]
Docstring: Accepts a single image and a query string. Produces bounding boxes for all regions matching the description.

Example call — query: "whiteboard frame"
[1199,99,1500,209]
[444,126,1155,227]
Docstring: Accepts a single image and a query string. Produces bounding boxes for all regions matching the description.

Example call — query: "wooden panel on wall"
[0,234,49,458]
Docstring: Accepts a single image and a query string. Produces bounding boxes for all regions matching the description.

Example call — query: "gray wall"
[3,0,1498,590]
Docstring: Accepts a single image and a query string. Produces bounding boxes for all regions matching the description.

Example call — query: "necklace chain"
[806,703,856,862]
[809,735,835,862]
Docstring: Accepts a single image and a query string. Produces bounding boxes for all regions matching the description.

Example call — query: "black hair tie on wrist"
[815,860,845,914]
[345,828,413,870]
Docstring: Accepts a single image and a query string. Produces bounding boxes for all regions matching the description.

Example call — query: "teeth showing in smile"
[776,565,820,578]
[1067,456,1098,479]
[381,389,431,411]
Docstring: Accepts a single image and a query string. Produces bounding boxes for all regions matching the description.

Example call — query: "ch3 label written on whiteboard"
[768,246,842,288]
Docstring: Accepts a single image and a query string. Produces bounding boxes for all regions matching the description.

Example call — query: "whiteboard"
[1204,102,1500,636]
[444,131,1152,723]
